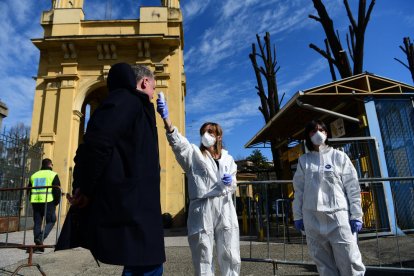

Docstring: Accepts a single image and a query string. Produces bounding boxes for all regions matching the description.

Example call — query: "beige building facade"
[30,0,187,225]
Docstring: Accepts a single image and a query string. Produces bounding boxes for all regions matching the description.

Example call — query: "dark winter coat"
[65,63,165,266]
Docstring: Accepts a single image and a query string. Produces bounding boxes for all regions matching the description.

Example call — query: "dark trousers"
[122,264,163,276]
[32,203,56,243]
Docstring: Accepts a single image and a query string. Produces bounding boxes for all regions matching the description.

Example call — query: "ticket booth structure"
[245,73,414,235]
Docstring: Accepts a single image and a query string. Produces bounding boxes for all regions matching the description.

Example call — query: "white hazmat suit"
[293,145,365,276]
[166,127,241,276]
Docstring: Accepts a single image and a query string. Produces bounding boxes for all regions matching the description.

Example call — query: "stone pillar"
[64,109,83,214]
[37,80,59,158]
[152,47,187,226]
[53,63,79,197]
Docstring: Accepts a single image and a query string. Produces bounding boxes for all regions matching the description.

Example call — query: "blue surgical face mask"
[311,130,327,146]
[201,132,216,147]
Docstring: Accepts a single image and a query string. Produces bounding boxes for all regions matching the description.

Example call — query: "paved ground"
[1,227,414,275]
[0,247,318,276]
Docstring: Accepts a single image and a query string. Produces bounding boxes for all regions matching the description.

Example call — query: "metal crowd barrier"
[235,177,414,274]
[0,185,63,275]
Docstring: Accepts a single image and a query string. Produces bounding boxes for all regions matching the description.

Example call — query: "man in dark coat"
[68,63,165,275]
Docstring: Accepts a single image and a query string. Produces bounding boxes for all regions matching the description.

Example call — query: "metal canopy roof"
[245,73,414,148]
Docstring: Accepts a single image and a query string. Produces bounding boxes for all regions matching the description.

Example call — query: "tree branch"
[344,0,357,30]
[364,0,376,29]
[275,66,281,74]
[253,53,265,60]
[264,32,277,116]
[394,58,410,70]
[265,32,273,72]
[336,30,342,44]
[325,39,337,81]
[309,43,337,65]
[256,34,267,66]
[273,45,277,66]
[346,26,355,62]
[311,0,352,77]
[259,66,266,76]
[249,43,270,122]
[279,92,285,106]
[258,106,266,119]
[309,14,321,22]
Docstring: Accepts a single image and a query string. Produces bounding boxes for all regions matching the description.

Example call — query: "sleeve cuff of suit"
[350,215,363,221]
[293,214,303,220]
[166,127,184,146]
[166,126,178,138]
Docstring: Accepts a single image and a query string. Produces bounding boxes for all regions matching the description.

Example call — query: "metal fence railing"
[235,178,414,274]
[0,132,43,222]
[0,186,63,275]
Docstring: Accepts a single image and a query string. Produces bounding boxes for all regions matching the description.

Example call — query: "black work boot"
[34,239,45,253]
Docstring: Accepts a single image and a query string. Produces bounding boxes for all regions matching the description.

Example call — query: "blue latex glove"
[222,173,232,186]
[156,98,169,119]
[350,220,363,233]
[294,219,304,231]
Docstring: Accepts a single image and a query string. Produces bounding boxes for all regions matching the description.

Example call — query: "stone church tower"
[30,0,186,225]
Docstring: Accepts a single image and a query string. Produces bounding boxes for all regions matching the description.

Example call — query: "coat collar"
[136,89,151,103]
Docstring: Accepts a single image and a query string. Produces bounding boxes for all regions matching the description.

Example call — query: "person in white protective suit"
[156,94,241,275]
[292,120,365,276]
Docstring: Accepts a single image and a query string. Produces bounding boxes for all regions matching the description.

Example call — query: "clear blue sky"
[0,0,413,161]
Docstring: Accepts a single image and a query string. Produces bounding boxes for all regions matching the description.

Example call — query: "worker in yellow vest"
[29,158,61,253]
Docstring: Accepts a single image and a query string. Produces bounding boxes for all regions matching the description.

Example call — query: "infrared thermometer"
[158,91,165,101]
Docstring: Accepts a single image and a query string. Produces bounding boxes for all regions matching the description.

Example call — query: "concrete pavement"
[1,227,318,275]
[2,227,414,275]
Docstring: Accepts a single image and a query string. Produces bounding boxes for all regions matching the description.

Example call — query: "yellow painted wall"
[30,0,186,226]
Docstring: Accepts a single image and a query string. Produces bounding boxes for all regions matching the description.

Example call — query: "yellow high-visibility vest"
[30,170,57,203]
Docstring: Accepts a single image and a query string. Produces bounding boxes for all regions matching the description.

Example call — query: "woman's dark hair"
[304,120,329,151]
[199,122,223,157]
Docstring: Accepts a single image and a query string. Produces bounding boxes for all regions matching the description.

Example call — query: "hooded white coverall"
[293,145,365,276]
[166,127,240,276]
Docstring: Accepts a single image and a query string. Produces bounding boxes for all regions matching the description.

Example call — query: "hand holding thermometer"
[156,91,169,119]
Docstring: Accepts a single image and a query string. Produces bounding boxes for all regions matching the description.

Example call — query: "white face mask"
[201,132,216,148]
[310,130,327,146]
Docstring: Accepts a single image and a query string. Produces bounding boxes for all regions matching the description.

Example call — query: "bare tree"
[249,32,281,122]
[395,37,414,83]
[309,0,375,79]
[249,32,284,182]
[8,122,30,140]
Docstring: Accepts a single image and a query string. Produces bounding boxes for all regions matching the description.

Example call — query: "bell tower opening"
[79,86,108,143]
